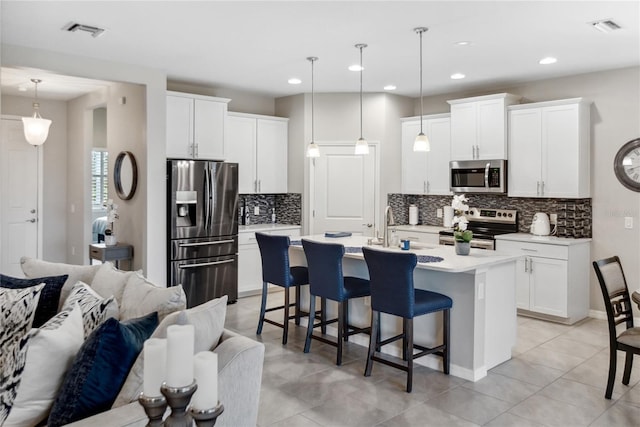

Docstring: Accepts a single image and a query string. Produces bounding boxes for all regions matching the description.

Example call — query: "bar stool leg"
[304,296,316,353]
[406,318,414,393]
[294,285,302,326]
[402,318,408,362]
[321,297,327,334]
[443,309,450,375]
[282,287,290,345]
[343,300,349,342]
[337,302,344,365]
[256,281,268,335]
[364,310,379,377]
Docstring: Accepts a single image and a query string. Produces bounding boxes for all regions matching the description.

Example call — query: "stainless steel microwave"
[450,160,507,194]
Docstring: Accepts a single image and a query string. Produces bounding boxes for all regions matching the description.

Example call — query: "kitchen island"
[289,235,521,382]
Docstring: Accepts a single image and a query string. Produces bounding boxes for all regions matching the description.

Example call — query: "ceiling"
[1,1,639,101]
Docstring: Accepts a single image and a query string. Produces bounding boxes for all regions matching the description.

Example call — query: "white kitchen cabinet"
[508,98,591,198]
[166,92,230,159]
[393,228,440,245]
[401,114,451,195]
[448,93,520,160]
[225,112,288,194]
[496,236,590,324]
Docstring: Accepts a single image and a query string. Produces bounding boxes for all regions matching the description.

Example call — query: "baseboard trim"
[589,309,640,325]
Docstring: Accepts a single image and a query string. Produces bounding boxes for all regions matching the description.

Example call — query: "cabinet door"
[508,109,542,197]
[193,99,226,160]
[401,120,428,194]
[238,243,263,294]
[225,115,257,194]
[542,104,580,198]
[477,98,507,159]
[450,103,477,160]
[515,257,531,310]
[425,117,452,194]
[166,96,193,158]
[529,257,568,317]
[256,119,288,193]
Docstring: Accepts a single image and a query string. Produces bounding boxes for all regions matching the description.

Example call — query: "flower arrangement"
[104,199,119,235]
[451,194,473,243]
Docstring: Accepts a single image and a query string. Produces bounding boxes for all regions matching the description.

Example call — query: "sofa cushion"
[113,295,227,407]
[0,285,44,425]
[47,312,159,427]
[20,257,100,309]
[61,282,119,338]
[89,262,136,306]
[0,273,68,327]
[119,271,186,322]
[2,303,84,427]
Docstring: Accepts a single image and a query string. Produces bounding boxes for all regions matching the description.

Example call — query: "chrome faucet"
[383,206,395,248]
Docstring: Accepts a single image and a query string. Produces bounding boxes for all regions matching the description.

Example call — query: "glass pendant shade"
[354,137,369,155]
[22,113,52,146]
[306,141,320,158]
[413,132,430,152]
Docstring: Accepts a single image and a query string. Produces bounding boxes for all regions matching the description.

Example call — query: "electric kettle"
[531,212,551,236]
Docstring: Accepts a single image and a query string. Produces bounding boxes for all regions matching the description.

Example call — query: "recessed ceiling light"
[383,85,396,91]
[450,73,466,80]
[454,41,472,46]
[18,85,28,92]
[539,57,557,65]
[348,64,364,72]
[288,78,302,85]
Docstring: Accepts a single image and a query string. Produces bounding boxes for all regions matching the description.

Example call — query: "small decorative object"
[451,194,472,256]
[190,403,224,427]
[137,393,167,427]
[613,137,640,192]
[104,199,119,245]
[161,381,197,427]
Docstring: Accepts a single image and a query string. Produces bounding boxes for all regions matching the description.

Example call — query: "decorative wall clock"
[614,138,640,192]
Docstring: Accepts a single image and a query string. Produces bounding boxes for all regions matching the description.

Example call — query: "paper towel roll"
[443,206,454,227]
[409,205,418,225]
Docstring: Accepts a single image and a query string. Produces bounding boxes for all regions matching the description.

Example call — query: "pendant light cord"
[419,29,424,134]
[311,58,315,142]
[359,45,364,139]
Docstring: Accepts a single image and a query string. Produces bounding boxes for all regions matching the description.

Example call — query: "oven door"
[439,235,495,250]
[450,160,506,194]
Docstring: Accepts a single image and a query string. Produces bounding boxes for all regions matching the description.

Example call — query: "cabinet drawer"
[496,240,568,260]
[238,232,257,245]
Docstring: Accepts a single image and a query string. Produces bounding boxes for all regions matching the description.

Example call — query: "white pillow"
[3,303,84,427]
[119,272,186,322]
[62,282,119,338]
[89,262,136,306]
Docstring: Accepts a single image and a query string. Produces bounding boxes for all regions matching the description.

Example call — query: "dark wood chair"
[593,256,640,399]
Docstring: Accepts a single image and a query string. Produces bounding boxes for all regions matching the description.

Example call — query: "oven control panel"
[464,208,517,224]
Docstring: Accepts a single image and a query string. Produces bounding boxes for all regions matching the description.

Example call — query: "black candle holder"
[190,403,225,427]
[137,393,167,427]
[160,381,197,427]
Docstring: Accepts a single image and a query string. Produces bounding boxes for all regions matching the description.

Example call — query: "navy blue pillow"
[47,312,159,427]
[0,273,68,327]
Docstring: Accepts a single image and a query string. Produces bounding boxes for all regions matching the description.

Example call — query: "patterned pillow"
[0,273,68,327]
[61,282,119,338]
[120,272,186,322]
[0,285,44,425]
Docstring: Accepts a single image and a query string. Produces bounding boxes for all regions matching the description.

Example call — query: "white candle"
[143,338,167,397]
[191,352,218,410]
[165,324,194,387]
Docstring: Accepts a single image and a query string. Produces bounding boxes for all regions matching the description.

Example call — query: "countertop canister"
[409,205,419,225]
[443,206,454,227]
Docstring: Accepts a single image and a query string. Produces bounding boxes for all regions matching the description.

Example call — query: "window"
[91,150,109,208]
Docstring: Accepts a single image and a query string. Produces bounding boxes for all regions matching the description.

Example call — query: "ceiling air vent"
[589,19,622,33]
[62,22,106,38]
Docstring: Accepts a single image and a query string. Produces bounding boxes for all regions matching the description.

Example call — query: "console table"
[89,243,133,270]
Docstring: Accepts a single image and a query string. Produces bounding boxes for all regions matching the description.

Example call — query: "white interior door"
[1,117,41,276]
[311,143,377,235]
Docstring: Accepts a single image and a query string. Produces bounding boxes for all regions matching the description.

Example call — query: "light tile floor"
[225,293,640,426]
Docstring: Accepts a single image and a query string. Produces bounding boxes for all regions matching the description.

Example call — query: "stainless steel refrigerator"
[167,160,238,307]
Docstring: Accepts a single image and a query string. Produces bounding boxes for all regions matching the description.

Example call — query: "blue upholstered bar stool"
[302,239,371,365]
[362,247,452,392]
[255,232,310,345]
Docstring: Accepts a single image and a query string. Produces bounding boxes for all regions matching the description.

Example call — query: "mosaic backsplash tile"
[387,194,591,238]
[239,193,301,225]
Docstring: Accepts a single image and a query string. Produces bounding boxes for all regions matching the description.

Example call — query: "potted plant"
[451,194,473,255]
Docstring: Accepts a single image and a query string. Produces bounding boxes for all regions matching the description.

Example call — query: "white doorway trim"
[307,140,381,236]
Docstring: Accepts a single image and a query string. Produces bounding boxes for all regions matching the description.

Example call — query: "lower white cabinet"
[496,237,590,324]
[238,227,301,295]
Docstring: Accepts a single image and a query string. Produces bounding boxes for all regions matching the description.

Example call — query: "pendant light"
[22,79,52,146]
[354,43,369,155]
[306,57,320,158]
[413,27,430,152]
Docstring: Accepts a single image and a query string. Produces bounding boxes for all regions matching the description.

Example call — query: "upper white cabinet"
[401,114,451,195]
[448,93,520,160]
[166,91,230,160]
[508,98,591,198]
[225,112,289,194]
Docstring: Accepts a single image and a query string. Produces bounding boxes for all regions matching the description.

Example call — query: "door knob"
[26,218,36,223]
[30,209,36,214]
[362,223,373,228]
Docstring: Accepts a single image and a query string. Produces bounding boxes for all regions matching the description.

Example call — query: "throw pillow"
[3,303,84,427]
[89,262,136,305]
[20,257,100,309]
[119,272,186,322]
[0,285,44,425]
[113,295,227,407]
[47,312,159,427]
[62,282,119,338]
[0,273,68,327]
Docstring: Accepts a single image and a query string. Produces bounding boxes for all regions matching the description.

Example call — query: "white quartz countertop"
[292,235,521,273]
[239,224,301,233]
[495,233,592,245]
[393,225,449,234]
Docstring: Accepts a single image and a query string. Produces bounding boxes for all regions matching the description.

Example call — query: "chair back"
[593,256,634,339]
[301,239,346,301]
[362,247,417,318]
[255,232,292,287]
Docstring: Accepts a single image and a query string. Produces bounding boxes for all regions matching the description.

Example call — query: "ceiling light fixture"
[354,44,369,155]
[288,78,302,85]
[589,19,622,33]
[63,22,106,38]
[454,41,471,46]
[450,73,466,80]
[413,27,430,152]
[384,85,397,91]
[22,79,52,146]
[538,57,557,65]
[348,64,364,72]
[306,57,320,158]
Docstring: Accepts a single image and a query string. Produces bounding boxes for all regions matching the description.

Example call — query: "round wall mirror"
[114,151,138,200]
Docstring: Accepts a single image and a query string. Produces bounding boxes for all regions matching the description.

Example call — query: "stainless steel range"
[439,208,518,250]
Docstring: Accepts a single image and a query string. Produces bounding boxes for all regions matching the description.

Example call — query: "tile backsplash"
[239,193,301,225]
[388,194,591,238]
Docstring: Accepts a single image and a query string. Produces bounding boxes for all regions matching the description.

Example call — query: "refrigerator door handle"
[179,239,235,247]
[178,259,235,269]
[204,164,211,229]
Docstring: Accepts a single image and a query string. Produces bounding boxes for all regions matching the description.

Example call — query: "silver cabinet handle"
[524,257,528,272]
[194,144,199,158]
[178,259,235,269]
[521,248,538,252]
[529,259,533,273]
[258,180,261,192]
[426,181,430,193]
[536,181,540,196]
[423,181,427,193]
[541,181,545,196]
[179,239,235,248]
[472,145,475,159]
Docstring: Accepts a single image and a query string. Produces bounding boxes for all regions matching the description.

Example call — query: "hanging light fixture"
[413,27,430,152]
[354,43,369,155]
[306,57,320,158]
[22,79,52,146]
